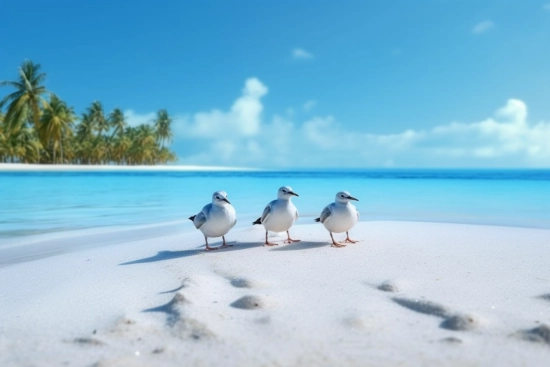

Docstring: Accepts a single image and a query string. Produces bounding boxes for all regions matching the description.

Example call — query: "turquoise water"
[1,170,549,244]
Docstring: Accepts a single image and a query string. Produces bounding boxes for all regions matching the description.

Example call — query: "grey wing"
[260,202,272,223]
[295,208,299,221]
[193,204,211,229]
[319,205,332,223]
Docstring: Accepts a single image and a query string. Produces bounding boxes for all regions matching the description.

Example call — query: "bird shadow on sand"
[269,241,329,251]
[119,241,264,265]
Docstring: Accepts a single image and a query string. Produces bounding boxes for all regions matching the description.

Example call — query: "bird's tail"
[252,217,262,225]
[189,215,196,222]
[314,218,321,222]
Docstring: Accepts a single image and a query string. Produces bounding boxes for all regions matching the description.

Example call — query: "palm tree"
[61,134,76,164]
[76,113,95,142]
[75,139,93,164]
[90,137,107,164]
[0,60,50,133]
[111,135,131,165]
[1,60,179,166]
[157,147,177,164]
[109,108,127,138]
[39,95,76,163]
[154,109,173,148]
[137,125,157,164]
[87,101,108,137]
[0,112,6,162]
[2,127,41,163]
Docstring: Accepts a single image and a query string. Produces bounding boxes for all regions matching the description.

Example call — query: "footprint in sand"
[392,297,451,318]
[391,297,479,331]
[376,280,402,293]
[71,337,105,346]
[229,277,256,289]
[513,324,550,346]
[144,292,215,340]
[440,314,478,331]
[536,293,550,302]
[222,274,272,310]
[230,295,266,310]
[440,336,463,344]
[144,292,189,326]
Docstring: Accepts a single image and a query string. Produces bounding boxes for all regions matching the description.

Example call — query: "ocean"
[1,169,549,251]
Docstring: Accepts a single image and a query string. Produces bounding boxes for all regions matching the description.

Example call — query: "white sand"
[1,221,550,366]
[0,163,257,172]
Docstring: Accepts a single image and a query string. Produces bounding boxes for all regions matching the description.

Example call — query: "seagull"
[315,191,359,248]
[189,190,237,251]
[252,186,300,246]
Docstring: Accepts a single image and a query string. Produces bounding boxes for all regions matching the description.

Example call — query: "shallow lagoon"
[1,169,549,244]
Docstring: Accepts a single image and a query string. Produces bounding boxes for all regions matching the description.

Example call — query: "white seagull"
[315,191,360,248]
[253,186,300,246]
[189,190,237,251]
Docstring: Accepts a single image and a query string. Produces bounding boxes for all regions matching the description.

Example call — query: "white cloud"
[544,3,550,11]
[123,110,156,127]
[177,78,268,138]
[292,48,314,59]
[472,20,495,34]
[302,116,339,149]
[141,78,550,168]
[303,100,317,111]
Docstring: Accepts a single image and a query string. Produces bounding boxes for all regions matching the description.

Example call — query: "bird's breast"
[323,205,358,233]
[264,202,297,232]
[200,205,236,237]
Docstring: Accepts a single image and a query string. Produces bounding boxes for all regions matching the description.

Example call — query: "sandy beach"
[1,221,549,366]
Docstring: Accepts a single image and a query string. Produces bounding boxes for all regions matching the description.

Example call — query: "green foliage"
[1,60,177,165]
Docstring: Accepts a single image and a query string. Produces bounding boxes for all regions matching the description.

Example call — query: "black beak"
[290,192,299,197]
[348,196,359,201]
[223,198,231,204]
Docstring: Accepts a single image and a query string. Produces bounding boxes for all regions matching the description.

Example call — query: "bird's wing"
[260,202,273,223]
[319,205,332,223]
[295,208,299,221]
[193,204,211,229]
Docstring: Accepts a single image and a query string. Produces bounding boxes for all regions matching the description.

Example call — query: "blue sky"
[1,0,550,168]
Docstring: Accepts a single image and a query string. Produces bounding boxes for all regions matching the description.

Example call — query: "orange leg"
[284,231,301,244]
[264,231,278,246]
[221,235,233,248]
[330,233,346,248]
[344,231,358,243]
[204,237,218,251]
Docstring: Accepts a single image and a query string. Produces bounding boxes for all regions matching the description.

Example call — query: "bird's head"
[335,191,358,204]
[278,186,299,200]
[212,190,231,205]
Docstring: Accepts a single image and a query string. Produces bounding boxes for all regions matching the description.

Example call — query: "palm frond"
[0,80,24,89]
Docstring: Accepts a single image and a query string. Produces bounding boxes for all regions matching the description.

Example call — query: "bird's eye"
[282,190,287,193]
[341,194,345,198]
[216,196,220,199]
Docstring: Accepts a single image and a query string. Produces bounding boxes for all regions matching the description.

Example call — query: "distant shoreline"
[2,164,548,173]
[0,163,258,172]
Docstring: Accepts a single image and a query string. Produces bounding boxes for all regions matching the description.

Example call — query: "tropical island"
[0,60,177,165]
